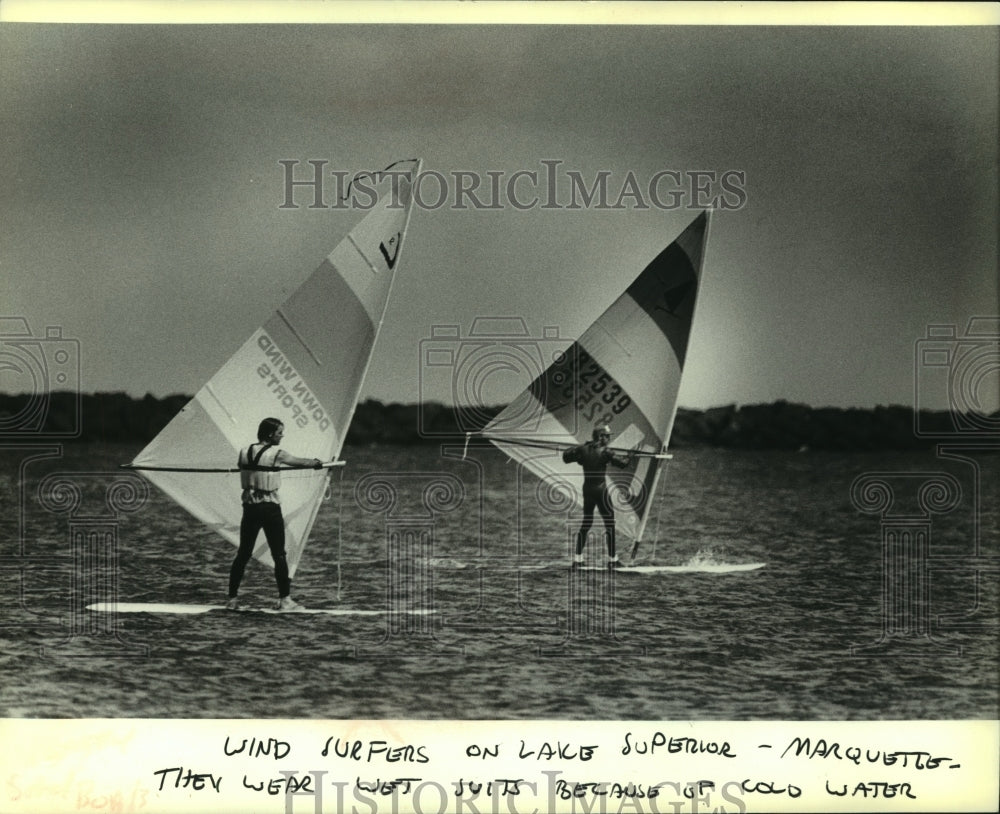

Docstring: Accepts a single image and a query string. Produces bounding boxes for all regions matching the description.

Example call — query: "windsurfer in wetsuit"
[227,417,324,611]
[562,424,633,568]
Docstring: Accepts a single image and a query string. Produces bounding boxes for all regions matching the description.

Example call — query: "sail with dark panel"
[483,211,711,549]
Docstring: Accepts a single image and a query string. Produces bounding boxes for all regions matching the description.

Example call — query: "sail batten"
[130,161,421,578]
[203,383,239,425]
[347,234,381,274]
[276,308,322,366]
[483,211,710,549]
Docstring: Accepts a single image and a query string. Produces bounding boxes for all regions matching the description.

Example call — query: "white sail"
[130,161,421,576]
[483,210,710,549]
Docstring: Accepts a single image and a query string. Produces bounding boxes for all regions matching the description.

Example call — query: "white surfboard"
[87,602,435,616]
[428,560,766,574]
[583,562,766,574]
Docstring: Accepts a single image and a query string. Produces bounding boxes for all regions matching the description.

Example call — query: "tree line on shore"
[1,391,992,451]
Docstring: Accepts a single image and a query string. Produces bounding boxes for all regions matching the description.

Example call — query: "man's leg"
[575,492,597,557]
[229,505,261,597]
[598,488,618,562]
[260,503,291,599]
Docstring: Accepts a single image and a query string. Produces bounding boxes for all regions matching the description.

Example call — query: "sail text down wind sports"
[255,334,331,431]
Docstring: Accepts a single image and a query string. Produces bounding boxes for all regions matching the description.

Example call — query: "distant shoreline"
[3,392,996,451]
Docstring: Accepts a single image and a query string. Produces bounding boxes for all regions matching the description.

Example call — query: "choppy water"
[2,443,997,720]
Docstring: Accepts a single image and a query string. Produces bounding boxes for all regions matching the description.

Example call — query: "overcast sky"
[2,12,997,412]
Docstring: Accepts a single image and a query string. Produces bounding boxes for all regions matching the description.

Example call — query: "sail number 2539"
[560,349,632,423]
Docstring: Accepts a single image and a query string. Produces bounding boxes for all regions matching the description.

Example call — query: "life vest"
[239,443,282,494]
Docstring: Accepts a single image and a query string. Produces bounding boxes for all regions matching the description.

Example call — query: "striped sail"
[483,211,710,548]
[130,161,421,576]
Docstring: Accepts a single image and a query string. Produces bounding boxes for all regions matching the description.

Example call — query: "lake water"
[1,442,997,720]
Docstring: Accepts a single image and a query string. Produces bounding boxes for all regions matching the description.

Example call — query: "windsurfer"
[562,424,633,568]
[227,417,324,611]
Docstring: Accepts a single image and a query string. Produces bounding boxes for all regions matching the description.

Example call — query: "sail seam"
[585,324,632,357]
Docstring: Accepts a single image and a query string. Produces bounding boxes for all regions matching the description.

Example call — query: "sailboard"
[583,563,766,574]
[482,211,711,558]
[86,602,435,616]
[125,160,422,579]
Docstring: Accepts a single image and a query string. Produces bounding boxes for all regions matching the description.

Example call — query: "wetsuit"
[562,441,630,558]
[229,443,291,599]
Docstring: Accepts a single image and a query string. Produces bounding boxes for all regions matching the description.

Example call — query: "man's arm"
[275,450,324,469]
[607,449,632,469]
